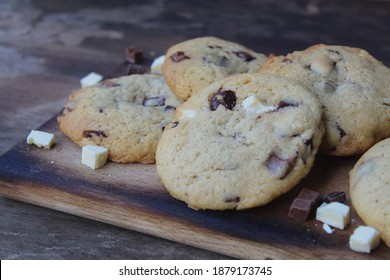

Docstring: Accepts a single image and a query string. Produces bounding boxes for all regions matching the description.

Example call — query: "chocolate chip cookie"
[258,44,390,156]
[58,74,183,163]
[350,138,390,247]
[156,73,325,210]
[162,36,267,100]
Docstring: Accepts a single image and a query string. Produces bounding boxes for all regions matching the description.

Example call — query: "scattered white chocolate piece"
[150,55,165,75]
[316,202,350,230]
[27,130,55,149]
[242,96,276,114]
[81,145,108,170]
[349,226,381,253]
[322,223,334,234]
[80,72,103,88]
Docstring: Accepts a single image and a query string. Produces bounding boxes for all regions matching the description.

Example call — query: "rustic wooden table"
[1,0,389,259]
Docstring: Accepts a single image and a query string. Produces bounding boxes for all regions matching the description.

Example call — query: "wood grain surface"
[1,115,389,259]
[2,0,390,260]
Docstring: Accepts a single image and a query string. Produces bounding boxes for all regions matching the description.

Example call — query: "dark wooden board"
[0,115,389,259]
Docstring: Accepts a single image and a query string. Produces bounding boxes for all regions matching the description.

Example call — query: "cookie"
[162,36,267,100]
[156,73,325,210]
[58,74,183,163]
[349,138,390,247]
[258,44,390,156]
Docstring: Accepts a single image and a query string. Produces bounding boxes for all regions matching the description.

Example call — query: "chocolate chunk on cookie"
[156,73,324,210]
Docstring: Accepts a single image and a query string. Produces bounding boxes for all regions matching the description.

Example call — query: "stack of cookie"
[58,37,390,245]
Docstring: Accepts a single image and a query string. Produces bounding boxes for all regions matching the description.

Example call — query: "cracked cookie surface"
[58,74,183,163]
[156,73,325,210]
[350,138,390,247]
[162,36,267,100]
[258,44,390,156]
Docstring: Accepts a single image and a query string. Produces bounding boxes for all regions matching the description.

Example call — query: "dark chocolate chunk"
[164,105,176,111]
[82,130,107,139]
[327,49,341,55]
[233,51,256,62]
[125,46,143,64]
[208,90,237,111]
[100,80,120,88]
[98,108,104,113]
[282,58,293,63]
[276,100,299,111]
[126,63,149,75]
[304,138,313,151]
[383,102,390,106]
[170,51,190,63]
[320,191,346,204]
[265,153,296,179]
[170,121,179,128]
[224,196,240,203]
[336,122,346,139]
[142,96,166,107]
[203,54,228,67]
[288,188,320,223]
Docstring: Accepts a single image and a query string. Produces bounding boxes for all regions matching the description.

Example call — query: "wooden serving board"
[0,115,389,259]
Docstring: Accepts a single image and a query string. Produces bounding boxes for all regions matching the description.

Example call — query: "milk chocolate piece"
[288,188,320,223]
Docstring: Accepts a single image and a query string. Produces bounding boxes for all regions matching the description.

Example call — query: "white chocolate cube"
[316,202,350,230]
[81,145,108,170]
[349,226,381,253]
[80,72,103,88]
[150,55,165,75]
[242,96,276,114]
[27,130,55,149]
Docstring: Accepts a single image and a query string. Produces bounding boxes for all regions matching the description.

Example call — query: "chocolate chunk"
[265,153,296,179]
[207,45,223,49]
[320,191,346,204]
[203,55,228,67]
[282,58,293,63]
[327,49,341,55]
[82,130,107,139]
[233,51,256,62]
[125,47,143,64]
[126,63,149,75]
[383,102,390,106]
[208,90,237,111]
[304,138,313,151]
[336,123,346,139]
[100,80,120,88]
[164,105,176,111]
[142,96,166,107]
[288,188,320,223]
[170,51,190,63]
[170,121,179,128]
[276,100,299,111]
[225,196,240,203]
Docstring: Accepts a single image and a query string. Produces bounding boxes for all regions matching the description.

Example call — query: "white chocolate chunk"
[242,96,276,114]
[349,226,381,253]
[80,72,103,88]
[322,223,334,234]
[150,55,165,75]
[81,145,108,170]
[178,109,197,119]
[27,130,55,149]
[316,202,350,230]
